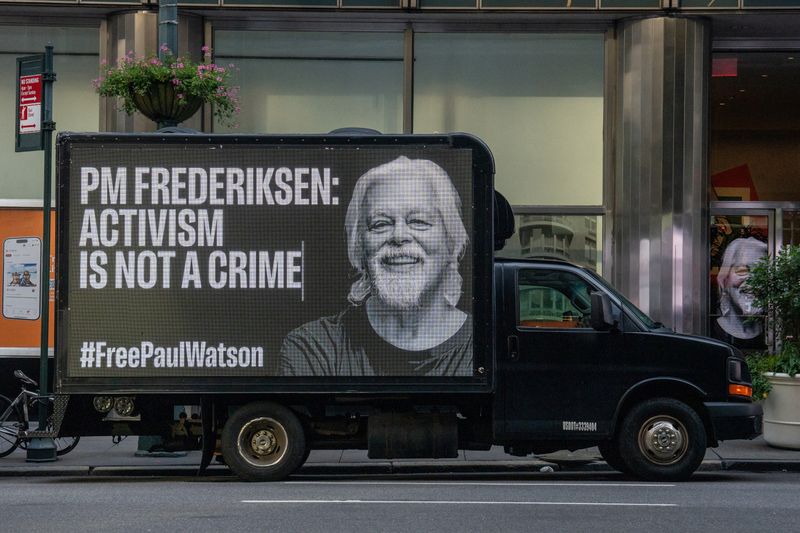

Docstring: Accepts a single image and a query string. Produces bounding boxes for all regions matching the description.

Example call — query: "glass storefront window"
[711,52,800,202]
[0,26,99,200]
[783,210,800,247]
[413,33,604,206]
[213,31,404,134]
[497,213,603,273]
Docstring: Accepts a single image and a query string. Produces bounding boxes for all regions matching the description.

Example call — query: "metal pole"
[158,0,178,61]
[158,0,179,129]
[28,44,57,462]
[39,44,55,420]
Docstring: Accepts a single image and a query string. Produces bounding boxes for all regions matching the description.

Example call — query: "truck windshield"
[583,270,660,330]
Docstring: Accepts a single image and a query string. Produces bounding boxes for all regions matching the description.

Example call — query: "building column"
[610,16,710,335]
[100,10,204,132]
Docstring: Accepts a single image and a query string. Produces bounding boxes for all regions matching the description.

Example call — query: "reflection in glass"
[518,269,594,329]
[414,33,604,206]
[498,214,602,273]
[213,31,404,134]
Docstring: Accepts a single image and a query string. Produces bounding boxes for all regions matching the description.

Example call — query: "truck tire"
[597,440,631,475]
[221,402,306,482]
[617,398,706,482]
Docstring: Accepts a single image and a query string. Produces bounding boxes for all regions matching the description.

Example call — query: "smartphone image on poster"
[3,237,42,320]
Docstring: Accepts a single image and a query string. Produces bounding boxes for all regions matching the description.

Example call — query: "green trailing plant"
[93,45,239,125]
[743,244,800,399]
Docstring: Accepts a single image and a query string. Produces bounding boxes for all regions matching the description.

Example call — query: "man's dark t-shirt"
[279,306,473,376]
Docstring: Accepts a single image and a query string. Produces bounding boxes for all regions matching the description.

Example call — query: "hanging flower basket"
[130,82,203,126]
[93,45,239,127]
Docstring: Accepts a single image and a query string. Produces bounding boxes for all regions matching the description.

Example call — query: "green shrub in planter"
[743,244,800,399]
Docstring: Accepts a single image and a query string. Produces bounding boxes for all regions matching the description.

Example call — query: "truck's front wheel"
[618,398,706,482]
[221,402,306,481]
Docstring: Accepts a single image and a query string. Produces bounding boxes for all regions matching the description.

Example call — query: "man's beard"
[729,285,760,316]
[367,245,438,310]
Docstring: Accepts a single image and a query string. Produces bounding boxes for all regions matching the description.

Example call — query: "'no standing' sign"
[16,54,45,152]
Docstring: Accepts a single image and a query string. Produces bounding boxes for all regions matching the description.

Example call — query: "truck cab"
[493,257,762,480]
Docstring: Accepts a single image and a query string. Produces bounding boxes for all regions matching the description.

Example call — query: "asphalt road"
[2,471,799,532]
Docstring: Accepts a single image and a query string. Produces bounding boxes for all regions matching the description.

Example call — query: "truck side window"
[517,269,596,329]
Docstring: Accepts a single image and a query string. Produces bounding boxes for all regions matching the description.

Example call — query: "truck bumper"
[704,402,763,441]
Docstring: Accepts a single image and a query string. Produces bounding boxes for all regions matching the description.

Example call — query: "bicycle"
[0,370,80,458]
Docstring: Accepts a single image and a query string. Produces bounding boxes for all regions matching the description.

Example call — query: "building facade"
[1,0,800,353]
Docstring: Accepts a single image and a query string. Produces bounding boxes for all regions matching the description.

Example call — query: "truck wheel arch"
[611,378,716,446]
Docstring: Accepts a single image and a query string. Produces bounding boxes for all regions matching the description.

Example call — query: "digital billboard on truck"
[56,134,494,392]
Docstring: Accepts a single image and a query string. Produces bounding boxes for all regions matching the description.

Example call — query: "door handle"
[507,335,519,360]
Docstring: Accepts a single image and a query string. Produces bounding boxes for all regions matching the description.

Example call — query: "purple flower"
[171,78,180,86]
[160,43,170,52]
[177,93,184,100]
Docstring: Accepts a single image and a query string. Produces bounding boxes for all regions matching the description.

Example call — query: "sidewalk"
[1,436,798,477]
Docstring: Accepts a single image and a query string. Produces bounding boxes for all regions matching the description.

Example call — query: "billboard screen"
[58,135,492,389]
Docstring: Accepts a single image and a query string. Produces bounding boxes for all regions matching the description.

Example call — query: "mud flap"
[198,397,216,475]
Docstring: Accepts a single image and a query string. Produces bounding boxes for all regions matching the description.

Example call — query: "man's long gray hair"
[345,156,469,307]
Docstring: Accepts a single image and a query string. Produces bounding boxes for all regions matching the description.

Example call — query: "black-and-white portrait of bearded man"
[714,236,768,345]
[279,156,473,376]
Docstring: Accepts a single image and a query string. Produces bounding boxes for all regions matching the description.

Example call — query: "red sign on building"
[18,74,42,134]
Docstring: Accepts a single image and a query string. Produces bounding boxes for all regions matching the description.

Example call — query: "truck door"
[498,264,627,440]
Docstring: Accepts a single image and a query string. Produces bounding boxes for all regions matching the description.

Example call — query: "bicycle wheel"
[18,435,80,455]
[54,435,80,456]
[0,394,21,458]
[17,424,80,456]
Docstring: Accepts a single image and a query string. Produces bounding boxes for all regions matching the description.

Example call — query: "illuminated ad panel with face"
[57,134,493,391]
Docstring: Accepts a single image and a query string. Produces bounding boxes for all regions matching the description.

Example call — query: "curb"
[713,460,800,472]
[2,459,800,478]
[0,466,90,477]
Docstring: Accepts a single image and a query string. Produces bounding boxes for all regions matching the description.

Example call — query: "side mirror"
[494,191,515,251]
[590,291,616,331]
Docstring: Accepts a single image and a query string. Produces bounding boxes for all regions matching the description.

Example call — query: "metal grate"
[22,394,70,439]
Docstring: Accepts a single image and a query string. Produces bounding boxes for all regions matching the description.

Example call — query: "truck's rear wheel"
[221,402,306,482]
[618,398,706,482]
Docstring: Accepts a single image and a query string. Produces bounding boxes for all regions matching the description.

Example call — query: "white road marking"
[242,499,676,507]
[285,481,674,488]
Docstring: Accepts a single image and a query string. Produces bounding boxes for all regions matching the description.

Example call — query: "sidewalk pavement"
[1,436,798,478]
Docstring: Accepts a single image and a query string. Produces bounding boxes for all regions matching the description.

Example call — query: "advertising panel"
[58,135,493,390]
[0,208,55,348]
[709,214,769,350]
[3,236,41,320]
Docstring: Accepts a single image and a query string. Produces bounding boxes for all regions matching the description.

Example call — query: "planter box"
[131,83,202,126]
[763,372,800,450]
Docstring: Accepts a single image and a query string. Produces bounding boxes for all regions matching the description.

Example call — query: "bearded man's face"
[360,177,451,310]
[723,244,766,316]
